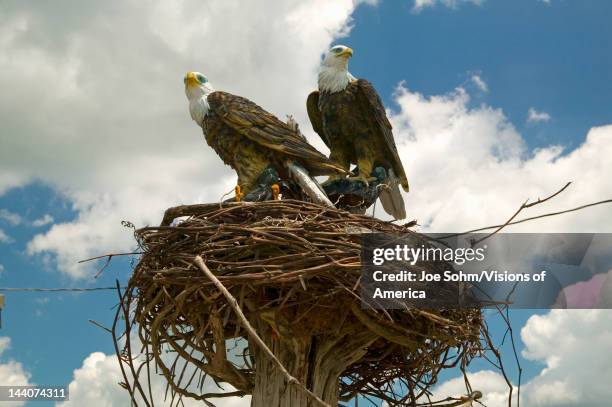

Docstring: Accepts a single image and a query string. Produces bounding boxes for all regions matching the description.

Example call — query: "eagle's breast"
[202,113,244,168]
[318,82,368,152]
[202,111,273,188]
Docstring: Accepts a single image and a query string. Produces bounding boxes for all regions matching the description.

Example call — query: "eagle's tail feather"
[285,161,335,208]
[378,168,407,220]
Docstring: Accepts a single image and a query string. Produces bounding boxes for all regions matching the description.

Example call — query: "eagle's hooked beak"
[184,72,199,88]
[338,47,353,58]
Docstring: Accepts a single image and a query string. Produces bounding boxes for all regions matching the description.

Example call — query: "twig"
[88,319,112,334]
[482,323,513,407]
[111,281,143,407]
[441,190,612,241]
[0,286,124,292]
[78,251,143,279]
[461,198,612,236]
[78,252,143,263]
[505,306,522,407]
[415,394,481,407]
[524,181,572,207]
[193,256,331,407]
[471,182,571,246]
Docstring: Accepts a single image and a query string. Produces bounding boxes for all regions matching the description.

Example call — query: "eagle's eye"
[197,74,207,83]
[331,47,342,54]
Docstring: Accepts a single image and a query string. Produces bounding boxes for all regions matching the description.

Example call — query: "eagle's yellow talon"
[348,175,377,187]
[235,185,242,202]
[271,184,280,200]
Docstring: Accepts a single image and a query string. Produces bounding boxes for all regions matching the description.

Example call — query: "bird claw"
[271,184,280,200]
[347,175,377,187]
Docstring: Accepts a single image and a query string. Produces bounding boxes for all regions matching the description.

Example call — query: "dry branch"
[471,181,572,246]
[194,256,331,407]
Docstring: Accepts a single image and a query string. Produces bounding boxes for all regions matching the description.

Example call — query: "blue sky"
[349,0,612,151]
[0,185,128,406]
[1,1,611,406]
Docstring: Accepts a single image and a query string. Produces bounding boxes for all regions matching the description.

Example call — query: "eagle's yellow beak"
[184,72,199,87]
[338,47,353,58]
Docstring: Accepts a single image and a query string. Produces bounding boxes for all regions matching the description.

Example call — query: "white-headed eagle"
[184,72,345,205]
[306,45,409,219]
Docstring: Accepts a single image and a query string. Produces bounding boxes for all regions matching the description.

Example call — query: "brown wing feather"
[306,91,330,148]
[355,79,409,192]
[207,91,345,176]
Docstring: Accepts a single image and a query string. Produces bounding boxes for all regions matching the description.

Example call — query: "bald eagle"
[306,45,409,220]
[184,72,345,205]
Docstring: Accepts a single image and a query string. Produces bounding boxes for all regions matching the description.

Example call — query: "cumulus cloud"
[6,0,609,279]
[520,310,612,406]
[387,85,612,234]
[413,0,484,13]
[383,83,612,404]
[2,2,611,406]
[0,209,21,226]
[58,349,250,407]
[32,214,54,227]
[430,370,516,407]
[471,74,488,92]
[0,337,32,407]
[528,107,552,123]
[55,353,128,407]
[0,0,369,278]
[432,310,612,406]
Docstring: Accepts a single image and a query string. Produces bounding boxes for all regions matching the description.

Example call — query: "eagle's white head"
[318,45,356,93]
[184,71,215,126]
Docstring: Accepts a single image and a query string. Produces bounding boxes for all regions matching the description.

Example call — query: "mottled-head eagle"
[306,45,409,219]
[184,72,345,205]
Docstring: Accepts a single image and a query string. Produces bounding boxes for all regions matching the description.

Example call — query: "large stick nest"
[116,200,484,406]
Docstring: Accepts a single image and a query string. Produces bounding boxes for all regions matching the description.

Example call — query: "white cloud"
[0,229,12,244]
[0,209,21,226]
[32,214,54,227]
[528,107,552,123]
[6,0,609,280]
[430,370,516,407]
[1,2,611,406]
[433,310,612,407]
[413,0,484,13]
[0,0,366,278]
[56,352,138,407]
[0,337,33,407]
[387,85,612,234]
[520,310,612,406]
[392,78,612,401]
[471,74,488,92]
[58,350,250,407]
